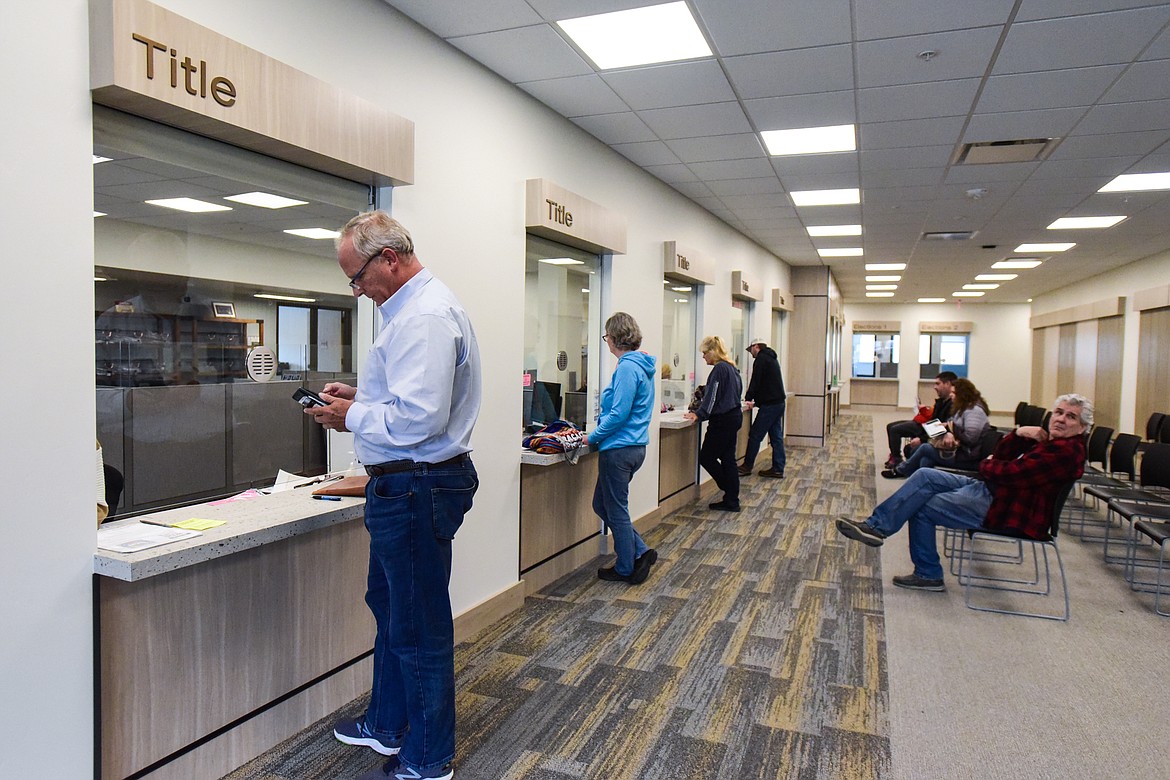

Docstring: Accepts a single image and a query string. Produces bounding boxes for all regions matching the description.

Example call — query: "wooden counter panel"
[520,457,601,573]
[849,379,899,406]
[737,409,752,459]
[99,520,374,780]
[658,425,698,501]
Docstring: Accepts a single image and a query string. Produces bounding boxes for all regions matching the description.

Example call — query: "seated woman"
[884,377,991,479]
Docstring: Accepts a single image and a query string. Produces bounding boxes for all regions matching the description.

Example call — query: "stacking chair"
[939,429,1007,563]
[954,480,1076,621]
[1127,520,1170,616]
[1146,412,1166,442]
[1083,425,1114,474]
[1024,405,1046,427]
[1073,432,1140,540]
[1013,401,1029,427]
[1092,444,1170,565]
[1159,415,1170,445]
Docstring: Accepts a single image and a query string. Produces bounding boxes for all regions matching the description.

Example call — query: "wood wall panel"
[1057,323,1077,396]
[658,425,698,501]
[520,457,601,572]
[736,409,752,459]
[1137,308,1170,437]
[1074,319,1099,400]
[848,379,899,406]
[1031,328,1046,406]
[1094,316,1123,431]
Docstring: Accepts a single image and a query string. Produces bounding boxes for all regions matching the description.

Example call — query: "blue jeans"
[865,468,991,580]
[897,442,976,476]
[743,402,786,472]
[363,458,479,776]
[593,446,649,576]
[700,410,742,505]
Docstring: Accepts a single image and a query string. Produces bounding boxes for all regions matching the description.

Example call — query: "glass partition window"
[730,301,748,383]
[919,333,970,378]
[662,280,696,410]
[523,235,600,431]
[852,332,900,378]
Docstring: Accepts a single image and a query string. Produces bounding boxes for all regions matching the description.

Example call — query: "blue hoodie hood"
[590,351,657,450]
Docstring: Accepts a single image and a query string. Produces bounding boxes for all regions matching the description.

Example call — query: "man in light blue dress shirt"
[305,211,480,780]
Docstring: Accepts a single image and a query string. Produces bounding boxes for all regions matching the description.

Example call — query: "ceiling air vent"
[954,138,1061,165]
[923,231,977,241]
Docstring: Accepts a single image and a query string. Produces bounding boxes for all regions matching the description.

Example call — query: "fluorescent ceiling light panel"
[1047,216,1126,230]
[94,276,108,282]
[807,224,862,237]
[865,263,906,271]
[762,124,856,156]
[866,292,895,298]
[284,228,340,239]
[963,283,1000,290]
[556,2,711,70]
[1098,172,1170,192]
[1015,242,1074,252]
[224,192,309,209]
[254,293,317,303]
[918,298,946,303]
[93,211,106,218]
[145,197,232,213]
[538,257,585,266]
[976,274,1017,281]
[790,188,860,206]
[866,275,901,282]
[993,258,1043,269]
[866,284,897,291]
[93,155,112,164]
[817,247,863,257]
[953,291,984,297]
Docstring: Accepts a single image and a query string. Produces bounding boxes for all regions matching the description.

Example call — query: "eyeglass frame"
[348,247,394,290]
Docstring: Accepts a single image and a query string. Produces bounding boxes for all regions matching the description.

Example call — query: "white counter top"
[94,488,365,582]
[659,410,696,429]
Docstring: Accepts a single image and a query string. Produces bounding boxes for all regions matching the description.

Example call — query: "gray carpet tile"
[224,415,887,779]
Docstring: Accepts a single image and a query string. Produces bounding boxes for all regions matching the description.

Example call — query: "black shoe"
[629,548,657,584]
[892,573,946,592]
[757,468,784,478]
[880,468,905,479]
[709,500,741,512]
[836,518,886,547]
[737,466,752,476]
[597,566,632,583]
[356,755,453,780]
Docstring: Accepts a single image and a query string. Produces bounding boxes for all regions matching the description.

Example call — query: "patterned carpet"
[224,415,888,780]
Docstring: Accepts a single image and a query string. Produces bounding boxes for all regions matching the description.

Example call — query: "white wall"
[2,0,796,771]
[842,302,1032,412]
[0,1,95,776]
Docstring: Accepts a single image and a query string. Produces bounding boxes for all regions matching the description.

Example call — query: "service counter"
[94,485,373,780]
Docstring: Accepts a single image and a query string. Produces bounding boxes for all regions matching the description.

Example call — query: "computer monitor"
[535,381,562,421]
[522,369,537,427]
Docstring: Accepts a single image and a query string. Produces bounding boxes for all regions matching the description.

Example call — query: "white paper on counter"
[97,523,201,553]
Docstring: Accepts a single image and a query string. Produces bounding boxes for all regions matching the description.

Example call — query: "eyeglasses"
[349,248,388,290]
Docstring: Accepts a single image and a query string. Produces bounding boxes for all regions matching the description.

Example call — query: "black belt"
[365,453,470,476]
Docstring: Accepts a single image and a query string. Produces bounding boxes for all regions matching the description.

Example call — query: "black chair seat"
[1109,501,1170,521]
[1134,520,1170,544]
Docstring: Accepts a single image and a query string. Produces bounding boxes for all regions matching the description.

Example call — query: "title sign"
[525,179,626,255]
[663,241,713,285]
[731,270,762,302]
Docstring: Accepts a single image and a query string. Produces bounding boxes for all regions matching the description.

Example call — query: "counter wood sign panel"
[664,241,714,285]
[90,0,414,186]
[731,271,762,302]
[771,288,794,312]
[919,321,973,333]
[525,179,627,255]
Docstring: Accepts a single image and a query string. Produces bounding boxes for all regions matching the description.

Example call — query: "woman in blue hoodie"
[584,312,658,584]
[686,335,744,512]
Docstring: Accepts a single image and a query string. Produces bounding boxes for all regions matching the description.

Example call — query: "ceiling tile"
[518,74,629,117]
[860,145,956,171]
[1028,156,1142,180]
[643,163,701,185]
[861,116,966,149]
[963,107,1087,142]
[769,153,858,178]
[742,91,856,130]
[1049,129,1170,159]
[570,112,657,144]
[637,102,753,139]
[862,168,944,188]
[688,157,778,180]
[719,194,796,212]
[610,141,682,167]
[1145,25,1170,59]
[526,0,652,21]
[448,25,591,82]
[1101,59,1170,103]
[706,177,784,196]
[1075,99,1170,135]
[665,134,767,163]
[944,162,1039,184]
[723,45,854,99]
[976,65,1125,113]
[600,60,735,110]
[692,0,852,56]
[381,0,542,37]
[776,171,859,191]
[991,7,1170,74]
[854,0,1015,40]
[856,27,1003,88]
[858,79,981,123]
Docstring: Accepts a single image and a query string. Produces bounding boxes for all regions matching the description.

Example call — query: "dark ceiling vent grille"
[954,138,1061,165]
[923,231,977,241]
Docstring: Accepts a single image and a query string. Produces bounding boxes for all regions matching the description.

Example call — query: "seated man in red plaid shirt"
[836,394,1090,591]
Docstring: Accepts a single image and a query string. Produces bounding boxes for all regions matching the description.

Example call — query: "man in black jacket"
[739,339,787,478]
[884,371,956,469]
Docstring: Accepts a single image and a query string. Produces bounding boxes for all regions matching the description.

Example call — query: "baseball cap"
[747,338,767,349]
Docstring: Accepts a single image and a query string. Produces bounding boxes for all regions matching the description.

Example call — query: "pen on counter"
[295,474,344,489]
[312,494,343,501]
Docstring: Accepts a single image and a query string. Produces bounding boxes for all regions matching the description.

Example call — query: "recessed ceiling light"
[1046,216,1126,230]
[538,257,585,266]
[93,155,112,164]
[953,291,984,297]
[557,2,711,70]
[866,275,901,282]
[791,188,861,206]
[1098,172,1170,192]
[993,258,1043,269]
[1015,242,1075,252]
[94,276,108,282]
[254,293,317,303]
[866,292,895,298]
[224,192,309,209]
[817,247,863,257]
[93,211,106,218]
[976,273,1017,281]
[918,298,946,303]
[671,286,692,292]
[867,284,897,290]
[145,197,232,213]
[866,263,906,271]
[581,288,591,293]
[761,124,856,156]
[807,224,862,237]
[963,283,999,290]
[284,228,340,239]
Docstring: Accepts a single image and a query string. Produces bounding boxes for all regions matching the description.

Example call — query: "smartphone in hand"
[292,387,327,408]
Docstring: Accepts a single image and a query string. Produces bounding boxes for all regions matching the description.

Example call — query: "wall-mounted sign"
[663,241,713,285]
[731,270,762,302]
[770,288,793,312]
[852,320,900,333]
[919,321,973,333]
[90,0,414,186]
[525,179,626,255]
